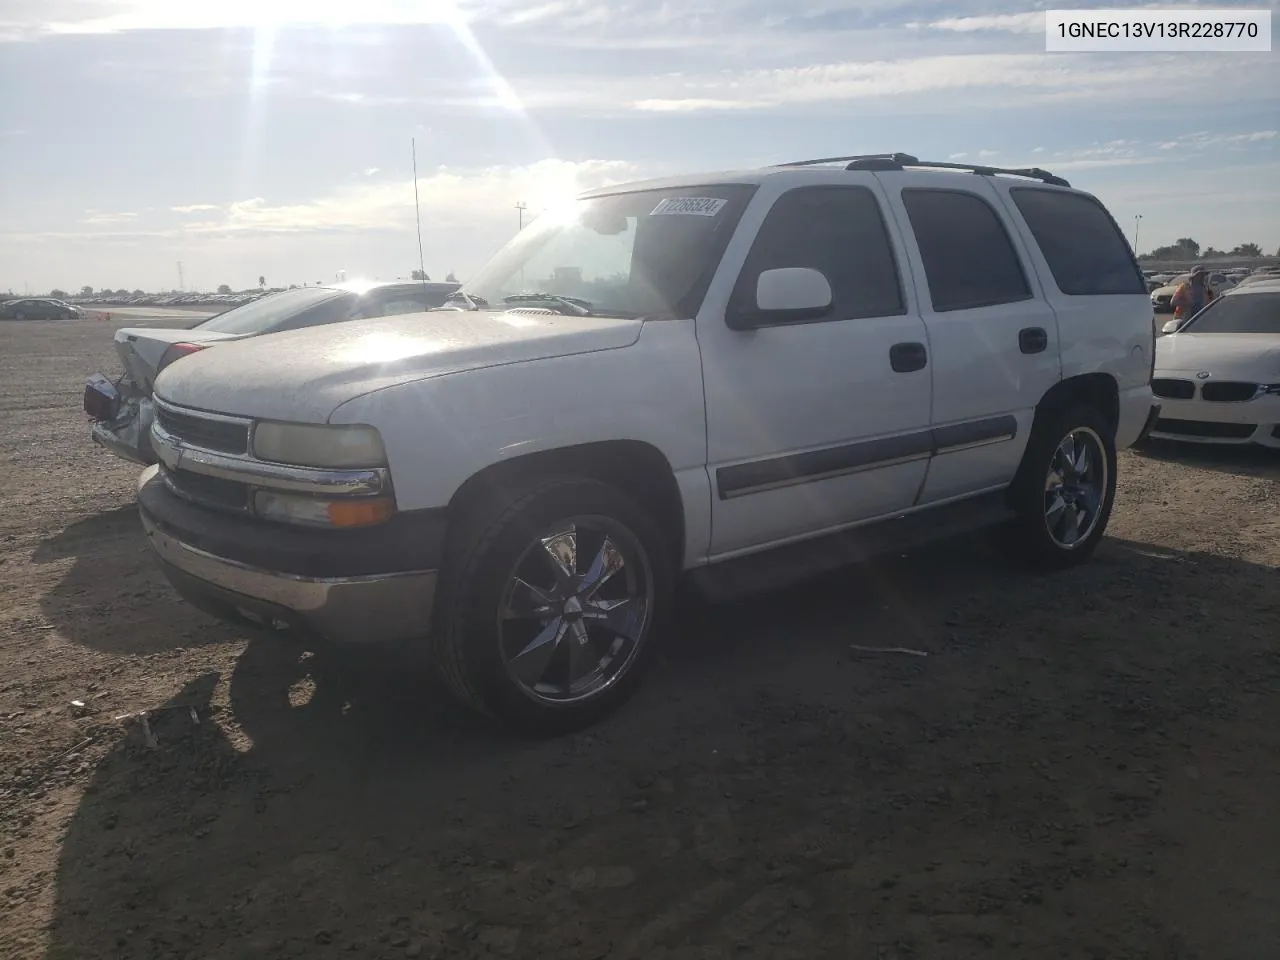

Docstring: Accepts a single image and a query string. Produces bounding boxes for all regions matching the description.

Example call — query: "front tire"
[1002,404,1117,570]
[433,476,674,734]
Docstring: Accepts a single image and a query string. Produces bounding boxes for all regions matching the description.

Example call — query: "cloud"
[947,130,1277,175]
[170,203,219,213]
[13,0,461,38]
[914,13,1043,34]
[178,158,644,237]
[79,210,138,225]
[620,53,1257,113]
[632,98,765,112]
[1156,130,1278,150]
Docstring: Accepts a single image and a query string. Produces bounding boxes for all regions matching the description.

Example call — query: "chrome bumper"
[140,506,438,644]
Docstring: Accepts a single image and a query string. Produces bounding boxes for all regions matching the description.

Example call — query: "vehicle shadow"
[1133,438,1280,480]
[44,535,1280,959]
[32,504,246,655]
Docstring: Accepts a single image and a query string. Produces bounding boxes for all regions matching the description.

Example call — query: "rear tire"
[1001,403,1117,570]
[433,476,674,735]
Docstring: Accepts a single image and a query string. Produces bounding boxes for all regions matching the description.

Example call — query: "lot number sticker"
[650,197,727,217]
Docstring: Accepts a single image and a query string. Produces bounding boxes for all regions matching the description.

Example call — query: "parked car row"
[1144,265,1277,311]
[72,291,269,308]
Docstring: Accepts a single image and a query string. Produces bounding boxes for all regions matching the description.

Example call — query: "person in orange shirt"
[1171,266,1215,321]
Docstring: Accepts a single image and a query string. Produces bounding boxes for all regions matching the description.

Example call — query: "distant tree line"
[1141,238,1273,261]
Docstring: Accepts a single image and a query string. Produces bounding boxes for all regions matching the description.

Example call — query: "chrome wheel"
[497,516,654,705]
[1043,426,1108,549]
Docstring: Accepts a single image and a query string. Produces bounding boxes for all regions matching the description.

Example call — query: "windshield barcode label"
[650,197,727,217]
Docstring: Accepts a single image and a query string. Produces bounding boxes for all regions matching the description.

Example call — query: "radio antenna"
[412,137,428,290]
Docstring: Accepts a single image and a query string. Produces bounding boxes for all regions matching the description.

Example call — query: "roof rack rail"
[774,152,1070,187]
[775,152,919,169]
[874,158,1071,188]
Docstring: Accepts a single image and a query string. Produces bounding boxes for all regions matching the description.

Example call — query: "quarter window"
[377,297,428,317]
[730,185,905,324]
[901,189,1031,312]
[1010,188,1147,296]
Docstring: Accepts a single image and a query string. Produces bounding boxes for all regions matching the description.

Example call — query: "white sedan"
[1149,277,1280,447]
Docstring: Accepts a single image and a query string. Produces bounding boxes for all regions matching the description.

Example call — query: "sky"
[1,0,1277,294]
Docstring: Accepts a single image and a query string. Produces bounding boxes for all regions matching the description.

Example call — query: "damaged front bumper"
[85,373,157,466]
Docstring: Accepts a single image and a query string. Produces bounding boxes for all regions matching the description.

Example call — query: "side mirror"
[727,267,833,330]
[1161,319,1182,335]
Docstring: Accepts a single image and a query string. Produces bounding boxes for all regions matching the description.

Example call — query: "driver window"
[730,185,906,325]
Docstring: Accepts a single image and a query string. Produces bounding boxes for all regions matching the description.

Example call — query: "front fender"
[328,320,707,514]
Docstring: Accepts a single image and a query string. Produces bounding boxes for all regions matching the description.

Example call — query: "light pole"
[515,201,527,231]
[1132,214,1143,254]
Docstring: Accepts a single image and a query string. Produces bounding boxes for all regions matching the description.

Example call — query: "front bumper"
[137,465,443,643]
[1146,392,1280,448]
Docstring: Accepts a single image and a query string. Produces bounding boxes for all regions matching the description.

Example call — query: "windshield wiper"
[442,290,488,310]
[503,293,593,316]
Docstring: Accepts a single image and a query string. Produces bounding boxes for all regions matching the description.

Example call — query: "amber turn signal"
[326,497,395,528]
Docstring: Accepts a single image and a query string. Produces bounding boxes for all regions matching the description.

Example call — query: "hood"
[154,309,645,421]
[1155,332,1280,383]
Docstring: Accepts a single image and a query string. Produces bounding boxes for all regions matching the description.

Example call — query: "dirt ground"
[2,316,1278,960]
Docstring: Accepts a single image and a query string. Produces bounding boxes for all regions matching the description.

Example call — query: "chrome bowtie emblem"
[1195,371,1210,379]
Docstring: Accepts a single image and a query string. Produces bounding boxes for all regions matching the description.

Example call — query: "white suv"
[136,153,1160,732]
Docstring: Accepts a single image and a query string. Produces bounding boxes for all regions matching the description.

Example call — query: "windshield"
[462,184,757,318]
[194,287,354,335]
[1182,292,1280,334]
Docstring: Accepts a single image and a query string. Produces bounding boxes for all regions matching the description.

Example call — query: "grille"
[1200,381,1258,403]
[1153,418,1256,440]
[155,406,249,454]
[161,466,250,511]
[1154,294,1172,305]
[1151,377,1195,400]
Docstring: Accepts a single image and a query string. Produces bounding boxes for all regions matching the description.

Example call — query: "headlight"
[251,421,386,468]
[253,490,395,528]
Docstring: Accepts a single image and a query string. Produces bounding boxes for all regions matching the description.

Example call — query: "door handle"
[1019,327,1049,354]
[889,341,928,373]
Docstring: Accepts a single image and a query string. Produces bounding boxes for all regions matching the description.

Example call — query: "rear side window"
[196,287,353,335]
[1010,188,1146,296]
[901,189,1031,312]
[273,293,359,332]
[731,185,905,323]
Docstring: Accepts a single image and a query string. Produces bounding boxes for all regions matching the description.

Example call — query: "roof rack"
[774,152,1070,188]
[776,152,918,169]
